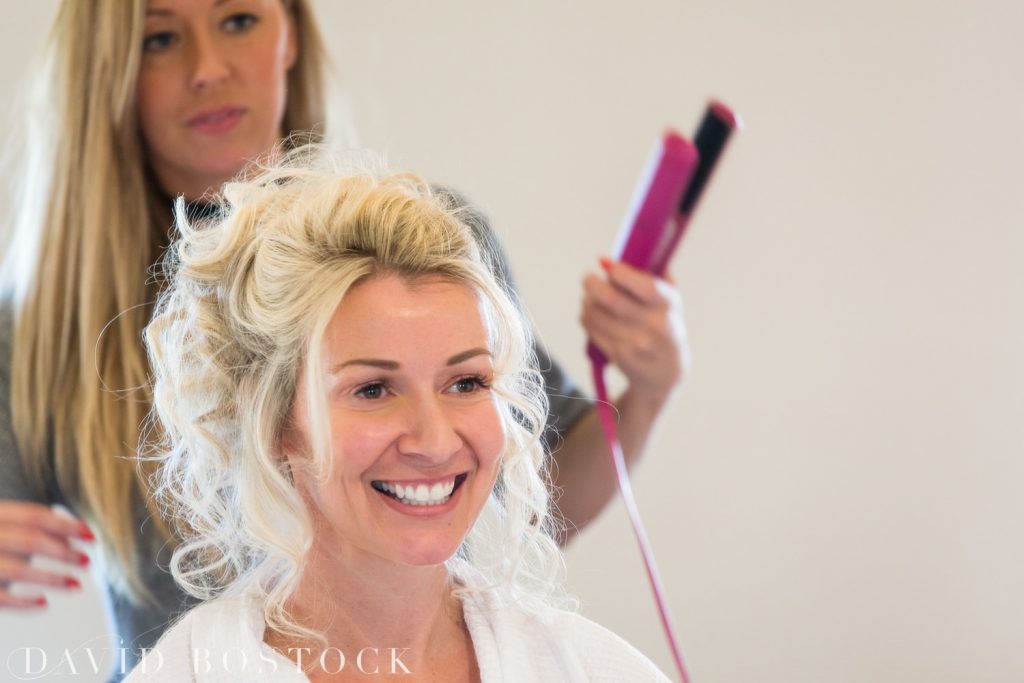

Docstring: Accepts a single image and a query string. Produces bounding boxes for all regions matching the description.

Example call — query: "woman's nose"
[396,396,463,464]
[187,31,230,90]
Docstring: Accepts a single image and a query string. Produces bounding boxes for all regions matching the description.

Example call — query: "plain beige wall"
[2,1,1023,681]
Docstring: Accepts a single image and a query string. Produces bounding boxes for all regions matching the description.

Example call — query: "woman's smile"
[371,472,470,516]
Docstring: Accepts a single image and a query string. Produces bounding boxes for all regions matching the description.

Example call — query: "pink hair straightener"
[587,101,739,683]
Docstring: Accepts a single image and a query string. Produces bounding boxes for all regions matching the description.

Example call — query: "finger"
[0,589,48,610]
[0,525,91,566]
[582,307,655,369]
[582,325,618,363]
[0,555,83,591]
[583,298,673,353]
[583,302,680,377]
[586,328,661,375]
[0,501,94,542]
[583,273,651,322]
[580,300,629,347]
[600,259,672,307]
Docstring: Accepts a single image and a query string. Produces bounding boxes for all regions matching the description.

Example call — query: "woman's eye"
[448,376,490,395]
[142,31,177,53]
[223,12,259,33]
[355,382,388,400]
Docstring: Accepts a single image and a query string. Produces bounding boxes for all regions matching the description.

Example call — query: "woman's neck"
[265,544,477,680]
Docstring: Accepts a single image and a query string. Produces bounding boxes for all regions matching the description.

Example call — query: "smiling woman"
[129,148,670,681]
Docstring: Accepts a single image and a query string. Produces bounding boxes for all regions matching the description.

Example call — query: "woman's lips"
[186,106,246,135]
[371,473,469,517]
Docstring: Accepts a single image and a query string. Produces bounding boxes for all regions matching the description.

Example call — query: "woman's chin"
[162,143,270,195]
[388,536,464,568]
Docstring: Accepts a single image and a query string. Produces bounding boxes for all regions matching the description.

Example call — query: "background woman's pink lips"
[186,106,246,129]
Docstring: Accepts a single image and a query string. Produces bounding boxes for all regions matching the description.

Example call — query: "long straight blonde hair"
[0,0,327,602]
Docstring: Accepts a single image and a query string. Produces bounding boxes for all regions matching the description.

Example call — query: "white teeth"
[376,478,458,505]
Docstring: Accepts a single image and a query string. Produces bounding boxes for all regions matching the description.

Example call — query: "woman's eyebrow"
[147,0,232,16]
[446,347,491,366]
[331,359,399,373]
[329,348,490,374]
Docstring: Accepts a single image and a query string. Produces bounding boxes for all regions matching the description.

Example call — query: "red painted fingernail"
[79,524,96,542]
[76,552,91,567]
[34,597,48,607]
[599,257,614,272]
[64,577,81,589]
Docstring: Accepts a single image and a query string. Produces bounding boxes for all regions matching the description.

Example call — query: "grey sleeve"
[435,188,593,453]
[0,304,46,503]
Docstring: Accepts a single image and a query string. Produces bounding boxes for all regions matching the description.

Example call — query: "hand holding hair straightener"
[587,101,739,683]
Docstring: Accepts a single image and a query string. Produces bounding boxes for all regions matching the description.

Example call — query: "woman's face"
[136,0,297,199]
[287,275,506,569]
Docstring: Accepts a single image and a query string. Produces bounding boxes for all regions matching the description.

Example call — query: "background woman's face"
[136,0,296,199]
[287,275,506,569]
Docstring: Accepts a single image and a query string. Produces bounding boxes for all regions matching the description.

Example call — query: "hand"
[0,501,93,609]
[580,258,690,406]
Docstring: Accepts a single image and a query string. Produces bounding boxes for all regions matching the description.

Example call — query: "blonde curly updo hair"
[143,148,564,641]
